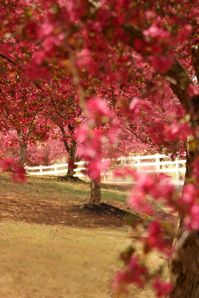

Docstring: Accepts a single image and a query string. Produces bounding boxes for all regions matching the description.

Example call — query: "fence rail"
[25,154,186,185]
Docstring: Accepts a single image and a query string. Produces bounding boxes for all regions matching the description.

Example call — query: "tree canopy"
[1,1,199,297]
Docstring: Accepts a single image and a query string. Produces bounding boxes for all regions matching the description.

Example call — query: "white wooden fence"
[25,161,87,178]
[25,154,186,185]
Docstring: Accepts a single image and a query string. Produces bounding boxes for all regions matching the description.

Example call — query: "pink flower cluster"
[145,221,172,256]
[0,158,26,182]
[164,122,191,142]
[76,97,115,181]
[153,279,173,298]
[114,158,199,296]
[113,255,172,297]
[126,164,199,233]
[128,171,175,215]
[129,97,152,117]
[113,256,148,292]
[87,96,114,124]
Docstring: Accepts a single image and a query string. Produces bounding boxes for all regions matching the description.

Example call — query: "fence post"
[54,164,58,176]
[136,156,140,171]
[175,156,179,180]
[155,154,160,174]
[102,171,107,182]
[39,165,43,175]
[24,166,28,175]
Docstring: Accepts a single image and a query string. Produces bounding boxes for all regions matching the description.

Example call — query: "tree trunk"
[59,125,77,178]
[170,139,199,298]
[170,231,199,298]
[66,140,76,177]
[19,143,27,165]
[89,179,101,205]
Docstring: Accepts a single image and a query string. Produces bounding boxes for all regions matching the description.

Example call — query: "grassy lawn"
[0,175,127,205]
[0,221,156,298]
[0,221,129,298]
[0,175,158,297]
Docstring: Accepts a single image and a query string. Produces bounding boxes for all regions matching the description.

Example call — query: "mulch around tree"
[0,195,176,230]
[0,194,138,228]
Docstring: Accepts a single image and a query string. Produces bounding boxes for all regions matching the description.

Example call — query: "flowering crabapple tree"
[1,0,199,297]
[41,77,81,178]
[26,128,66,166]
[0,71,49,165]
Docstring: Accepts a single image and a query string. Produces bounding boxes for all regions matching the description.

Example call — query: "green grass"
[0,175,127,205]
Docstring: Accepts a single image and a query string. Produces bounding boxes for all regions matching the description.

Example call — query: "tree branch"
[0,52,16,65]
[58,125,70,153]
[166,60,191,112]
[124,126,153,146]
[122,24,192,113]
[191,43,199,83]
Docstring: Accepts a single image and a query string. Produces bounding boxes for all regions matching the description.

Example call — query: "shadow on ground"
[0,194,134,228]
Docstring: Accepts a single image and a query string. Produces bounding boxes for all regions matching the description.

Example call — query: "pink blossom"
[38,23,53,38]
[0,158,15,171]
[135,173,175,203]
[43,36,61,52]
[77,48,92,67]
[150,175,175,202]
[32,51,46,65]
[76,123,88,144]
[76,125,104,181]
[136,173,155,193]
[129,97,151,116]
[145,221,168,252]
[129,191,154,215]
[164,122,191,142]
[87,159,110,181]
[87,160,101,181]
[114,167,135,179]
[76,48,97,73]
[87,97,113,122]
[0,158,26,182]
[185,204,199,230]
[144,25,170,39]
[188,84,199,97]
[180,184,197,209]
[152,278,173,297]
[178,25,192,43]
[25,63,50,80]
[150,55,174,73]
[107,118,120,143]
[134,38,148,52]
[113,256,148,293]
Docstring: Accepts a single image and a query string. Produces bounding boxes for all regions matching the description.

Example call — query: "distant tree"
[0,73,48,165]
[42,77,81,178]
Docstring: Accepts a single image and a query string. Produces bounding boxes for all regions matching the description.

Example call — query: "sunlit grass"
[0,221,130,298]
[0,175,159,298]
[0,175,128,205]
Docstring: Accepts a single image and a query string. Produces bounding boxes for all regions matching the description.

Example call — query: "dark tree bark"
[167,44,199,297]
[170,140,199,298]
[19,143,27,165]
[58,124,77,179]
[59,125,70,153]
[66,139,77,177]
[89,179,101,205]
[170,231,199,298]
